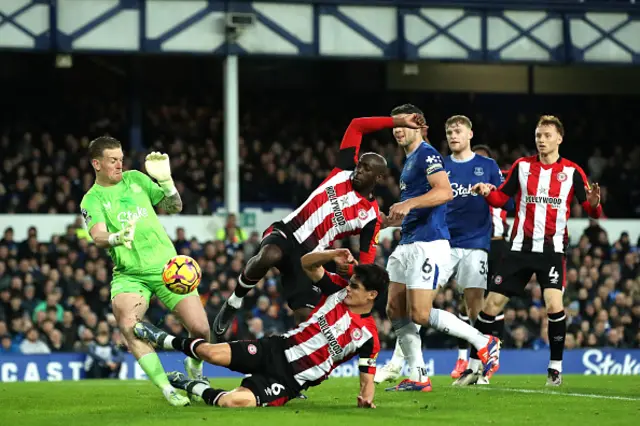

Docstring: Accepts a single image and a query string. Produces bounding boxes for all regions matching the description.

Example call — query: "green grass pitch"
[1,375,639,426]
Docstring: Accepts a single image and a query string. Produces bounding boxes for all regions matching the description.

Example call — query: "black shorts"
[488,238,508,282]
[261,223,322,310]
[228,336,301,407]
[489,250,566,297]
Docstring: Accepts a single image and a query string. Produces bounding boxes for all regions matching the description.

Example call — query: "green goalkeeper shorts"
[110,272,198,311]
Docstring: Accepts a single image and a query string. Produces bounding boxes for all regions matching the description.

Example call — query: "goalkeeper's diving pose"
[80,136,210,406]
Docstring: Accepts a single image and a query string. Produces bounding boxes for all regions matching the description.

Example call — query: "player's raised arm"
[337,115,426,169]
[572,166,603,218]
[301,249,352,295]
[144,152,183,214]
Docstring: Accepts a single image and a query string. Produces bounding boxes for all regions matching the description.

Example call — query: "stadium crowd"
[2,92,640,218]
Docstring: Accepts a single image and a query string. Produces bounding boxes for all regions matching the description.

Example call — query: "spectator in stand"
[19,327,50,354]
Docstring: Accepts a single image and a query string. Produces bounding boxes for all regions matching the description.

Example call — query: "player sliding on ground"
[213,113,425,334]
[80,137,210,406]
[134,248,387,408]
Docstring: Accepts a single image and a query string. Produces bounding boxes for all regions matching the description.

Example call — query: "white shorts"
[386,240,451,290]
[437,248,488,290]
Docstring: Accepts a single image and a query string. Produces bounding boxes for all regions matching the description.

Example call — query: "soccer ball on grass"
[162,255,202,294]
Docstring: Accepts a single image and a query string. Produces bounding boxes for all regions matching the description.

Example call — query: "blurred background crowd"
[0,55,639,360]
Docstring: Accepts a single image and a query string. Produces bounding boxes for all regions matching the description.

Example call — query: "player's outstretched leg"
[115,295,189,407]
[212,244,283,338]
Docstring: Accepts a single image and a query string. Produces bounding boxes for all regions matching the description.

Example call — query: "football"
[162,255,202,295]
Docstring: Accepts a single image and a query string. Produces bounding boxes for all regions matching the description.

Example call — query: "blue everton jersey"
[444,153,504,251]
[399,142,450,245]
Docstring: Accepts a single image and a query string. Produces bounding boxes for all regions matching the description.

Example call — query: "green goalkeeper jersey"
[80,170,177,275]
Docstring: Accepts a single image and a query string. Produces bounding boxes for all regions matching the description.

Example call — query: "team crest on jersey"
[557,172,567,182]
[247,344,257,355]
[351,328,363,341]
[81,208,91,226]
[130,183,142,193]
[494,275,503,285]
[474,167,484,176]
[358,208,368,220]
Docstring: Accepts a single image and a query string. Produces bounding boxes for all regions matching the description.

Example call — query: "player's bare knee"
[386,299,402,320]
[543,289,564,314]
[410,306,431,326]
[188,322,210,341]
[256,245,283,269]
[118,321,137,343]
[483,292,507,316]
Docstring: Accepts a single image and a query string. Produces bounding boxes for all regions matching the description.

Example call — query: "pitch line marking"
[477,386,640,401]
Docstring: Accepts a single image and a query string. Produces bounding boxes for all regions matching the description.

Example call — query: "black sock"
[470,312,496,360]
[202,388,228,406]
[171,336,206,359]
[493,313,505,340]
[548,310,566,362]
[233,273,259,298]
[457,314,470,352]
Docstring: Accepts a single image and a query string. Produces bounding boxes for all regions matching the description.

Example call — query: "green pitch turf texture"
[1,376,638,426]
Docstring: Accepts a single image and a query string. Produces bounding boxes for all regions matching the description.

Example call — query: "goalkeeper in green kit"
[80,136,210,406]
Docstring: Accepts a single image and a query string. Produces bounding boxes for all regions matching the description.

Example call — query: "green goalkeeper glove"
[145,152,177,196]
[108,219,136,249]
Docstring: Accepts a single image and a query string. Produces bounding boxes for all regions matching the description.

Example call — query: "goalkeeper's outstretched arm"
[156,193,183,214]
[145,152,183,214]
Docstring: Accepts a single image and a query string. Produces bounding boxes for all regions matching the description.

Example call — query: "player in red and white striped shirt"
[133,248,387,408]
[213,114,425,337]
[457,116,602,386]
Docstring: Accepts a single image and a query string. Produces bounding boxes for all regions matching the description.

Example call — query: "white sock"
[393,320,425,381]
[469,358,483,373]
[227,293,243,309]
[429,308,489,350]
[458,349,468,361]
[190,382,211,397]
[549,360,562,372]
[389,337,405,367]
[389,323,421,367]
[163,335,175,350]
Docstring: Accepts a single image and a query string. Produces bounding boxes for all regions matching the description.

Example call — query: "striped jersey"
[487,156,600,254]
[281,272,379,389]
[281,117,394,263]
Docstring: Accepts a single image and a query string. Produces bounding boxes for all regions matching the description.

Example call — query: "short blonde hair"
[445,115,472,130]
[537,115,564,137]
